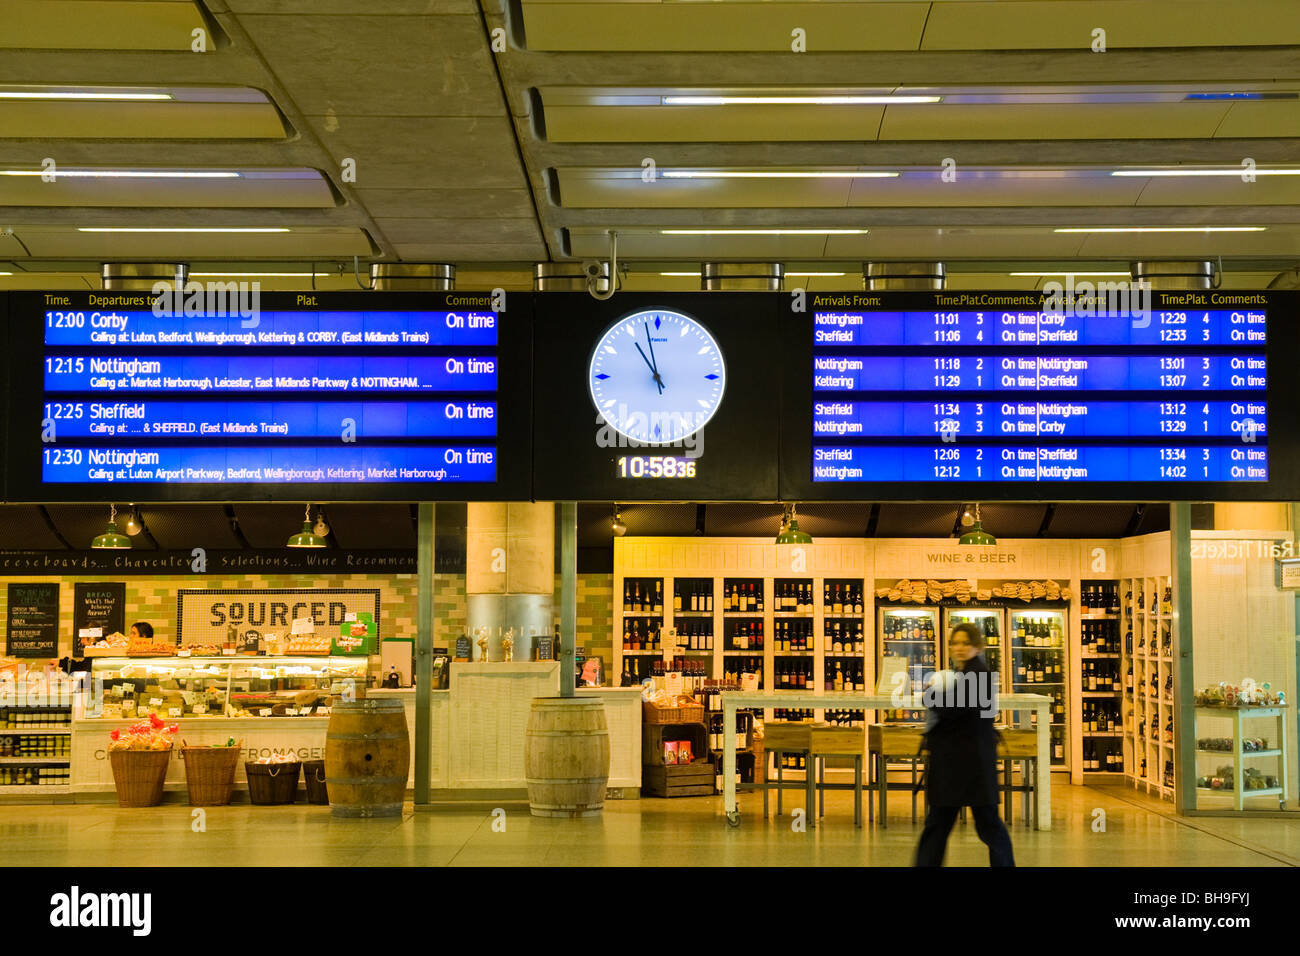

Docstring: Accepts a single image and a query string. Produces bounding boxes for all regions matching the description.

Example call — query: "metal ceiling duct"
[1129,260,1215,290]
[863,261,945,291]
[101,263,188,291]
[701,262,783,291]
[370,263,455,291]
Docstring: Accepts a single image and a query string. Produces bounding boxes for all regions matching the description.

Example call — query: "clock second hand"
[634,340,665,394]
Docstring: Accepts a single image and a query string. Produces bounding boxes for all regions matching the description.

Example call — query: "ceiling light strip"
[662,95,941,106]
[662,170,898,179]
[77,227,291,234]
[0,91,172,101]
[1053,226,1265,234]
[660,228,867,236]
[1,170,239,179]
[1111,169,1300,177]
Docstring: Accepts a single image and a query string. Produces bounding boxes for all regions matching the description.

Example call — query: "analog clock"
[589,308,726,445]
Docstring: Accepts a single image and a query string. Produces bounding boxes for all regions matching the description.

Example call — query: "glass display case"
[876,606,939,722]
[85,657,370,719]
[944,607,1004,679]
[1009,608,1069,767]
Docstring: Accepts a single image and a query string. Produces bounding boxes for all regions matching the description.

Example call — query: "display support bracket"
[415,502,435,804]
[1171,502,1195,814]
[560,501,577,698]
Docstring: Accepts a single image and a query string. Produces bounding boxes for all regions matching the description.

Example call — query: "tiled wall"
[0,570,616,661]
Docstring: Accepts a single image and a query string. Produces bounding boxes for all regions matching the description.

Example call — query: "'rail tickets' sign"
[176,588,381,648]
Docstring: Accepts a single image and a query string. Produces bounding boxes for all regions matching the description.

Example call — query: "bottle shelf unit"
[1079,580,1125,776]
[1121,574,1175,801]
[612,561,870,731]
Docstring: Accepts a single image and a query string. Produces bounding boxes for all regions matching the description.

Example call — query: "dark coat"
[922,654,1000,807]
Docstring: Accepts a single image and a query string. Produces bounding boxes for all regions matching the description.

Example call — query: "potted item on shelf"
[181,738,242,807]
[244,754,301,805]
[302,759,328,805]
[106,714,178,808]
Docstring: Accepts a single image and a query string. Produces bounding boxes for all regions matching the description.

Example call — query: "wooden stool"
[868,725,926,828]
[809,723,864,828]
[761,722,814,823]
[997,728,1038,827]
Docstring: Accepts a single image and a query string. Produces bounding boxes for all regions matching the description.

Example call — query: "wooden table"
[721,691,1053,830]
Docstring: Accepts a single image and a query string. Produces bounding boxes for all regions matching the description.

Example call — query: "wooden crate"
[644,760,715,798]
[643,722,708,768]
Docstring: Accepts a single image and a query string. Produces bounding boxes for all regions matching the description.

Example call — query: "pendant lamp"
[959,503,997,546]
[91,503,132,550]
[287,503,328,548]
[775,503,813,545]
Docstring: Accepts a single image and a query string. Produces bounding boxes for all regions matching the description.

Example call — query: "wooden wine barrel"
[325,698,409,817]
[524,697,610,818]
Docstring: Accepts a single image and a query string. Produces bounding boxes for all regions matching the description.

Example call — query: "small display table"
[1194,705,1291,810]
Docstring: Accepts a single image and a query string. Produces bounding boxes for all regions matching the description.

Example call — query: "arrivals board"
[6,291,532,501]
[781,291,1300,501]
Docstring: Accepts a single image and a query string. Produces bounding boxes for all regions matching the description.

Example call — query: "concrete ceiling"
[0,0,1299,286]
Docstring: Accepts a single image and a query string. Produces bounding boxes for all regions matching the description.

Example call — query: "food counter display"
[83,656,369,720]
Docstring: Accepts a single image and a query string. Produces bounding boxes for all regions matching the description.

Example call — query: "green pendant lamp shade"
[775,503,813,545]
[959,503,997,546]
[91,504,131,550]
[287,503,328,549]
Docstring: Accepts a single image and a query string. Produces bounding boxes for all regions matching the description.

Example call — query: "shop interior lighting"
[191,271,330,278]
[78,227,291,234]
[661,170,899,179]
[122,506,143,536]
[959,503,997,546]
[660,228,867,236]
[90,504,131,550]
[286,503,328,549]
[1009,271,1130,277]
[0,90,173,101]
[0,169,239,179]
[1111,168,1300,177]
[662,95,941,106]
[611,506,627,537]
[1053,226,1265,234]
[775,503,813,545]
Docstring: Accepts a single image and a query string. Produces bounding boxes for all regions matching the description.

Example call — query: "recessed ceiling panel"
[522,1,929,52]
[878,103,1232,141]
[0,87,289,139]
[2,1,210,51]
[920,0,1300,51]
[0,168,337,208]
[11,225,375,259]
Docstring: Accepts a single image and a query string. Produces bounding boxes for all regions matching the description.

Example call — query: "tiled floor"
[0,784,1294,866]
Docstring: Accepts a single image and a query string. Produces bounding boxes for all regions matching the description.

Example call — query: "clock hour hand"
[643,322,666,394]
[634,341,665,394]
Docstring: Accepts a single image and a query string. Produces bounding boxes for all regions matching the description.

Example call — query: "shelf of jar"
[0,728,71,734]
[1197,748,1282,759]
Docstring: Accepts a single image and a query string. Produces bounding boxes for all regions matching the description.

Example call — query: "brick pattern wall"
[0,573,418,658]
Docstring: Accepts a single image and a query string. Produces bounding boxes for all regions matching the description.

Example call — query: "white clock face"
[589,308,726,445]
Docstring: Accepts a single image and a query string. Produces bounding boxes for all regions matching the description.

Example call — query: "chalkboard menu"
[454,634,472,661]
[7,582,60,658]
[72,581,125,656]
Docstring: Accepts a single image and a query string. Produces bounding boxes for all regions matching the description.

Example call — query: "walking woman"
[914,622,1015,867]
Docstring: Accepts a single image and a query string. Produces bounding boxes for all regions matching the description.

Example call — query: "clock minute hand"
[643,322,666,393]
[634,341,665,394]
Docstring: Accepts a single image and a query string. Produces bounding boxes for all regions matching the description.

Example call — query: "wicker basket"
[108,749,172,807]
[182,746,241,806]
[302,759,328,805]
[643,698,705,725]
[245,760,301,805]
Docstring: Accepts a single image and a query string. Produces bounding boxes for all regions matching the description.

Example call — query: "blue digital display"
[38,306,506,487]
[813,309,1265,347]
[43,309,498,347]
[41,445,496,484]
[44,355,496,393]
[811,307,1270,484]
[41,400,498,438]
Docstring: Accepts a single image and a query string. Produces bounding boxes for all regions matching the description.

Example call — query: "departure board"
[7,291,532,501]
[781,291,1298,501]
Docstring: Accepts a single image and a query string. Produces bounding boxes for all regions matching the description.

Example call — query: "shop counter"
[718,691,1053,831]
[373,668,641,796]
[71,716,332,795]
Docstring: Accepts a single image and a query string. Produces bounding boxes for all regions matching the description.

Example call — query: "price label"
[167,708,182,718]
[258,708,272,717]
[192,705,207,716]
[148,697,163,708]
[222,647,236,656]
[177,649,191,658]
